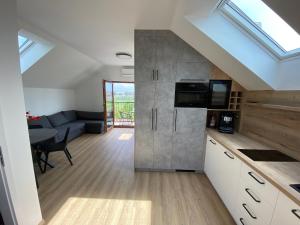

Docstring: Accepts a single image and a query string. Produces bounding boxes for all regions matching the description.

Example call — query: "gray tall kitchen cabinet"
[134,30,212,171]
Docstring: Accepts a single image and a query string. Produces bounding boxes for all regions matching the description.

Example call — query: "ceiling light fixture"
[116,52,132,59]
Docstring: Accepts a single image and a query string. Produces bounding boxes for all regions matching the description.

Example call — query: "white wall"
[23,88,76,115]
[0,0,42,224]
[274,56,300,90]
[75,66,134,112]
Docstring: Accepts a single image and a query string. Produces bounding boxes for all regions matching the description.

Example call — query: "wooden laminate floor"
[37,128,235,225]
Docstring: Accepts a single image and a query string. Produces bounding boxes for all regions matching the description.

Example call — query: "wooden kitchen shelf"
[244,102,300,112]
[228,91,242,111]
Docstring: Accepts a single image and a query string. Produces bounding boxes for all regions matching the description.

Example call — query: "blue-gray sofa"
[28,110,105,143]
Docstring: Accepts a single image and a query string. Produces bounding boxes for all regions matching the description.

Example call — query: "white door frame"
[0,161,16,225]
[0,107,17,225]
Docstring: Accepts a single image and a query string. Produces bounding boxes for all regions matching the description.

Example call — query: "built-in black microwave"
[174,80,232,109]
[174,82,209,108]
[208,80,232,109]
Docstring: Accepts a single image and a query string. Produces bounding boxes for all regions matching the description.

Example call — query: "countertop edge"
[206,128,300,206]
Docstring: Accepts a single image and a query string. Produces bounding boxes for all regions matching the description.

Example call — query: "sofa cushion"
[62,110,77,122]
[55,121,85,142]
[28,115,53,128]
[47,112,69,127]
[76,111,104,121]
[79,120,104,133]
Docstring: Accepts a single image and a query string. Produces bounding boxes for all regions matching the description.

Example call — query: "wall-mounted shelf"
[244,102,300,112]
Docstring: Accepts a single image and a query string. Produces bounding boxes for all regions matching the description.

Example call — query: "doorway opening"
[103,81,134,130]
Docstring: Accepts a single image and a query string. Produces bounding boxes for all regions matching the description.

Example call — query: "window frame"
[18,35,34,55]
[218,0,300,60]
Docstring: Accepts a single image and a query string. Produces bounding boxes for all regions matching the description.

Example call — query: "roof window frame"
[218,0,300,60]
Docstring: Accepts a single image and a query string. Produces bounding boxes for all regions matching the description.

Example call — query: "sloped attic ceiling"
[20,21,103,88]
[18,0,300,90]
[17,0,177,66]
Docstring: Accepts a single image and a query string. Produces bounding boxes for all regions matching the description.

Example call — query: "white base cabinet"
[204,135,242,218]
[205,134,300,225]
[271,192,300,225]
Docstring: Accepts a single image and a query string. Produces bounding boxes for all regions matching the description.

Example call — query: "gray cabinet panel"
[135,30,211,171]
[174,108,207,134]
[172,132,206,170]
[150,33,177,169]
[177,40,211,63]
[155,82,175,114]
[135,34,156,83]
[153,131,173,169]
[176,37,213,82]
[176,62,211,82]
[134,82,155,169]
[172,108,207,171]
[154,89,174,169]
[155,34,178,83]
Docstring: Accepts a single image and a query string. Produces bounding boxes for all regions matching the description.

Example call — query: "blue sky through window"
[18,35,29,49]
[228,0,300,52]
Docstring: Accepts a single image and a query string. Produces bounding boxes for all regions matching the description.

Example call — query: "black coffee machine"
[218,111,234,134]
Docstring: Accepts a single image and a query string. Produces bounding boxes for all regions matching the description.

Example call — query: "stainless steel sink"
[238,149,298,162]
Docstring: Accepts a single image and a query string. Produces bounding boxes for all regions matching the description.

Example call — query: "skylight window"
[17,31,54,74]
[220,0,300,59]
[18,35,34,54]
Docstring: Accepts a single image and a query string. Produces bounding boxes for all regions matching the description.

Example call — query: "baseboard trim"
[134,168,204,173]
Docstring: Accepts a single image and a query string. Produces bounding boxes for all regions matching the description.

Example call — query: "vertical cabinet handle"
[0,146,4,167]
[155,108,158,130]
[248,172,265,185]
[156,69,159,80]
[152,70,155,81]
[242,203,257,219]
[174,109,177,132]
[151,108,154,130]
[291,209,300,219]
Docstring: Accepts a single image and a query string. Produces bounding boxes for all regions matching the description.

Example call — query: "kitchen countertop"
[206,128,300,206]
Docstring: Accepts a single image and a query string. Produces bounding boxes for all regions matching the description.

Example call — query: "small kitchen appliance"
[218,111,234,133]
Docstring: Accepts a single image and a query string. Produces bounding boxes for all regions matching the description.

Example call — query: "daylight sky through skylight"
[230,0,300,52]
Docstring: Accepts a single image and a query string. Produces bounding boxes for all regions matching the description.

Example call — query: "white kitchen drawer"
[236,194,268,225]
[271,192,300,225]
[236,204,257,225]
[240,163,279,206]
[239,181,276,225]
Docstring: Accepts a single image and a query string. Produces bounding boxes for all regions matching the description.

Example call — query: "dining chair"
[41,127,72,172]
[28,125,44,186]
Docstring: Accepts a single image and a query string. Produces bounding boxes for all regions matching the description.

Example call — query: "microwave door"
[175,91,208,108]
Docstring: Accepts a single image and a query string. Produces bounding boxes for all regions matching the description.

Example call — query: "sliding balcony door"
[103,80,114,132]
[113,82,135,128]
